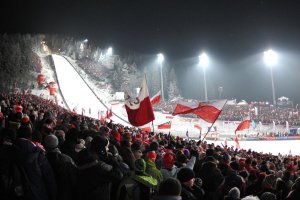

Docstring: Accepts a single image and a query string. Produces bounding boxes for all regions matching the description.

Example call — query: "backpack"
[0,160,33,200]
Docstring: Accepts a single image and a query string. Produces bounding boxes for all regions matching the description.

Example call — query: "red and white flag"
[158,121,172,129]
[173,99,227,123]
[235,116,251,134]
[150,90,161,106]
[194,124,202,131]
[124,75,155,126]
[235,136,240,149]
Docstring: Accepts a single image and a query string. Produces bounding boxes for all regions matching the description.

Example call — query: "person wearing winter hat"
[146,150,163,183]
[156,177,182,200]
[118,132,135,170]
[116,158,158,200]
[150,141,163,170]
[131,141,144,160]
[161,152,178,180]
[45,134,77,200]
[223,161,246,197]
[177,167,204,200]
[260,192,276,200]
[77,148,123,200]
[90,135,110,159]
[44,134,59,150]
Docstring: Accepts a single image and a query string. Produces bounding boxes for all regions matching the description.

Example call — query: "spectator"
[44,134,77,200]
[177,167,204,200]
[156,177,182,200]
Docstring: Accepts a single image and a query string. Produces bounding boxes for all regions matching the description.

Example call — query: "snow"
[50,54,300,156]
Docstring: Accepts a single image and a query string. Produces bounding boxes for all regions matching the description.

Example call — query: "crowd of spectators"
[1,93,300,200]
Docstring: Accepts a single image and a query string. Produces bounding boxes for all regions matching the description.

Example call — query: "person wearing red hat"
[161,152,178,180]
[146,151,163,184]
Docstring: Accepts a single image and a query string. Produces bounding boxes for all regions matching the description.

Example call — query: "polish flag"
[158,121,172,129]
[124,75,155,126]
[235,116,251,134]
[150,90,161,106]
[235,136,240,149]
[194,124,202,131]
[173,99,227,123]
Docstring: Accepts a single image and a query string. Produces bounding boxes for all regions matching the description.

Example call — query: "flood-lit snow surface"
[52,54,300,156]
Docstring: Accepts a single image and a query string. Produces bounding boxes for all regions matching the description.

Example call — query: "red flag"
[141,127,151,132]
[235,116,251,134]
[158,121,172,129]
[173,99,227,123]
[235,136,240,149]
[194,124,202,131]
[150,90,161,106]
[124,75,155,126]
[106,108,113,119]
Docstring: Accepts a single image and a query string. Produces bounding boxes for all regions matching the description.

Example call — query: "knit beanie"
[260,192,276,200]
[135,158,146,174]
[158,177,182,196]
[228,187,241,199]
[45,134,59,149]
[163,153,174,169]
[177,167,195,183]
[183,149,190,158]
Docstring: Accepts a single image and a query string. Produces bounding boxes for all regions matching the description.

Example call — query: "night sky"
[2,0,300,103]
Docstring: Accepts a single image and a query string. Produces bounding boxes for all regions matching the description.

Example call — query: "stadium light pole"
[157,53,165,102]
[264,49,278,106]
[199,53,209,101]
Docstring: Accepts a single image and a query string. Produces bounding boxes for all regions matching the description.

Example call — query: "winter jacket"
[161,166,178,180]
[146,159,163,184]
[76,156,123,200]
[118,145,136,170]
[116,173,158,200]
[15,138,57,200]
[46,148,77,200]
[180,184,204,200]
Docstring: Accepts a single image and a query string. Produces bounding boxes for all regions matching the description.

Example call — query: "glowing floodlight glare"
[106,47,113,56]
[264,49,278,67]
[157,53,164,63]
[199,53,209,69]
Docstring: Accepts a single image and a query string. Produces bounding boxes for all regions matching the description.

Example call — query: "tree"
[167,67,180,100]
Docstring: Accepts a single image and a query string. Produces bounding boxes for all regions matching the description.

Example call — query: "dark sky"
[2,0,300,103]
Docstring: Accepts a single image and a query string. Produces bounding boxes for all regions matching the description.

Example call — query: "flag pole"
[152,121,155,133]
[201,100,228,143]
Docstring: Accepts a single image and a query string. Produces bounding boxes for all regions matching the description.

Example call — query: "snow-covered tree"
[167,67,180,100]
